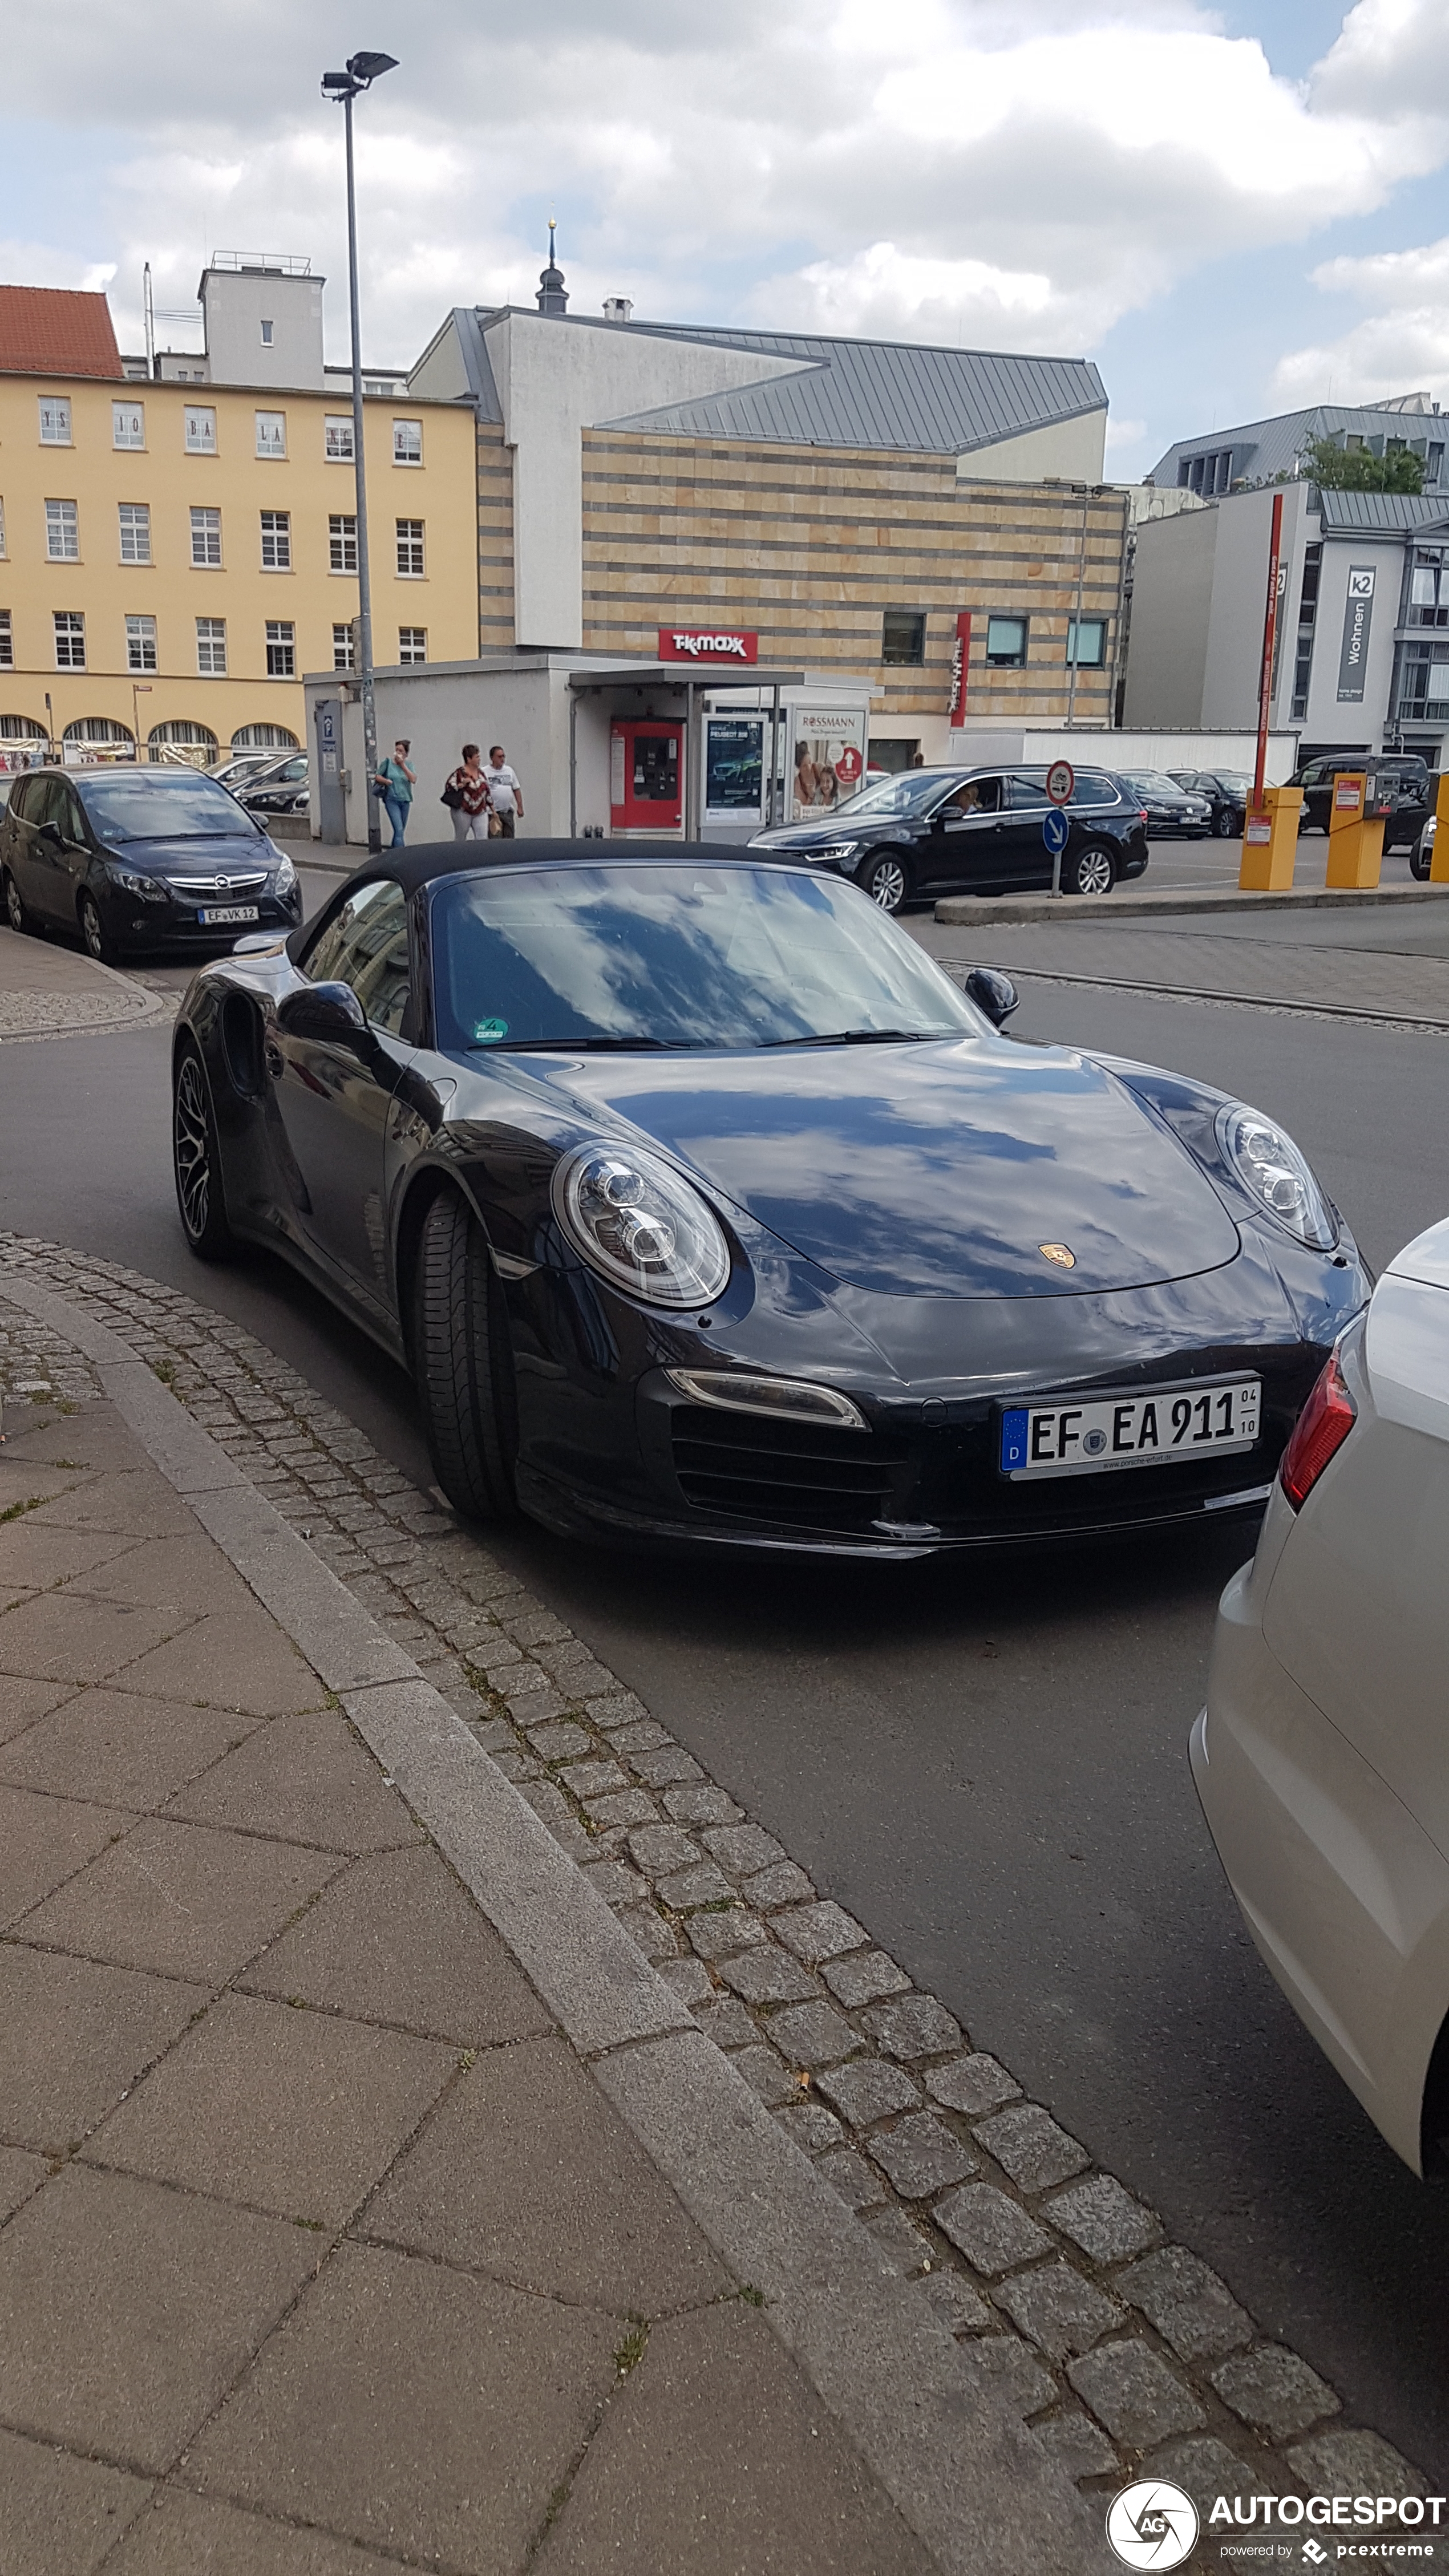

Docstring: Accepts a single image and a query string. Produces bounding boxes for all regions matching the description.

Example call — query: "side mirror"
[277,980,369,1047]
[964,966,1019,1027]
[37,819,63,849]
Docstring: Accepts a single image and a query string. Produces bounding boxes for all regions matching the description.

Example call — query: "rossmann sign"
[658,627,759,663]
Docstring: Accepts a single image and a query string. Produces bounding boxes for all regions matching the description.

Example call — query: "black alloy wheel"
[1215,809,1236,836]
[78,892,116,966]
[2,868,29,934]
[172,1042,238,1261]
[1410,833,1434,882]
[1063,843,1116,897]
[860,848,912,914]
[412,1189,519,1522]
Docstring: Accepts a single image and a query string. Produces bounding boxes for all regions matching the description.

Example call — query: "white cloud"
[4,0,1449,382]
[1272,236,1449,408]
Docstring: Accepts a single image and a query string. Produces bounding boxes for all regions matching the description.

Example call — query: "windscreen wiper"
[484,1034,697,1051]
[762,1028,936,1048]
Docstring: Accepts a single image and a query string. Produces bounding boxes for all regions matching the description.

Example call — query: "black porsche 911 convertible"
[171,841,1369,1557]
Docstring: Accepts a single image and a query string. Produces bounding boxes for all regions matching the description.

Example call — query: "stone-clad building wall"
[476,423,515,655]
[577,431,1127,732]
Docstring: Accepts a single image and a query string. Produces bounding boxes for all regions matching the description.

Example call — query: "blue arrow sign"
[1043,808,1069,854]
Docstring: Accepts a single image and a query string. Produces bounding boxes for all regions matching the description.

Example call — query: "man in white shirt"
[485,746,524,837]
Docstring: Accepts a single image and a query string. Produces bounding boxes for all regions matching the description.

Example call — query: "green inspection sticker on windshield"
[472,1018,509,1043]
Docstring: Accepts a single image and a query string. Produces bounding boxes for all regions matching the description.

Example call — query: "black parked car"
[1290,752,1432,852]
[1119,772,1212,837]
[748,765,1149,911]
[0,765,302,964]
[1169,770,1252,837]
[170,841,1366,1558]
[240,752,310,817]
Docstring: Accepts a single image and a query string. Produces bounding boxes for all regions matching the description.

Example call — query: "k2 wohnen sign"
[658,627,759,663]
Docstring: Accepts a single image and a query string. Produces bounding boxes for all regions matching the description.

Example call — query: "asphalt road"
[4,870,1449,2480]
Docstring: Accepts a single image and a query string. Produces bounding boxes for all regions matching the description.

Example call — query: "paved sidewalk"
[0,1294,1104,2573]
[0,925,168,1046]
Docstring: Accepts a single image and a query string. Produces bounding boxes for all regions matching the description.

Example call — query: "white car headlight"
[552,1142,731,1307]
[1216,1103,1337,1249]
[273,853,298,896]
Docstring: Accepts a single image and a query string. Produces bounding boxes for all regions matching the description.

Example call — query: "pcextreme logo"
[1106,2481,1200,2569]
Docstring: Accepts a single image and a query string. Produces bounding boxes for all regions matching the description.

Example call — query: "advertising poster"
[703,717,765,823]
[1336,564,1376,704]
[790,706,868,823]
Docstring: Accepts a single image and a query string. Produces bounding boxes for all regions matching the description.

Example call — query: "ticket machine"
[610,719,683,837]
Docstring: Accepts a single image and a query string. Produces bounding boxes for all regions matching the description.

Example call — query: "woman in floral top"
[446,743,493,842]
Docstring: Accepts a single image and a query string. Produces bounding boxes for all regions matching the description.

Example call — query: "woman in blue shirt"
[375,740,416,846]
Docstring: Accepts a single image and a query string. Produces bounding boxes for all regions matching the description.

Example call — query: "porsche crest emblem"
[1038,1242,1076,1269]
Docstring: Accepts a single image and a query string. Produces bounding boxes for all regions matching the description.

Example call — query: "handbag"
[440,776,464,811]
[487,808,503,837]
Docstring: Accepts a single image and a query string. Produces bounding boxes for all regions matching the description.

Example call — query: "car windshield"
[815,769,962,821]
[432,863,983,1054]
[1214,772,1251,791]
[75,771,260,842]
[1124,772,1185,798]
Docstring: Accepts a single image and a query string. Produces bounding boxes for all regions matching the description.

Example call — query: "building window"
[398,625,427,665]
[325,415,355,462]
[260,510,292,571]
[39,396,71,445]
[985,616,1027,667]
[54,611,85,670]
[190,505,222,568]
[255,410,286,460]
[260,319,274,346]
[126,614,157,673]
[1066,617,1106,667]
[393,418,423,466]
[196,617,227,676]
[265,619,296,678]
[328,512,358,574]
[45,499,79,562]
[113,400,145,449]
[881,609,926,666]
[1290,541,1322,720]
[396,517,424,578]
[0,612,12,670]
[333,621,355,671]
[184,406,217,454]
[1408,550,1449,629]
[118,502,152,565]
[1394,641,1449,723]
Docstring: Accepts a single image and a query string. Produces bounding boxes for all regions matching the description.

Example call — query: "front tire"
[172,1040,239,1261]
[3,868,30,935]
[860,848,912,914]
[1215,809,1236,837]
[1063,843,1116,897]
[79,892,117,966]
[1410,833,1433,882]
[412,1189,519,1522]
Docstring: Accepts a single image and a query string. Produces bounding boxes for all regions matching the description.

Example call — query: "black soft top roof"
[326,836,797,902]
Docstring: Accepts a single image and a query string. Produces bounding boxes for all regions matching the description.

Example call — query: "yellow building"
[0,282,477,765]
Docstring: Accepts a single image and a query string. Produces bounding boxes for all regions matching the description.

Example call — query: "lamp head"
[347,50,398,82]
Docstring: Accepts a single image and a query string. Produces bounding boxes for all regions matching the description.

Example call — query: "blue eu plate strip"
[1000,1408,1029,1472]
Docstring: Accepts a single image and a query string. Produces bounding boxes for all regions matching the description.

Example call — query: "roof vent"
[603,297,633,323]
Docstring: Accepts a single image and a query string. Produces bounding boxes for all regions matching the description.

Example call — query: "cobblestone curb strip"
[933,882,1449,929]
[0,1240,1429,2571]
[0,1261,1108,2576]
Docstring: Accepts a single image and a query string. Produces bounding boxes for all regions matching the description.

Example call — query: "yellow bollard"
[1238,785,1302,892]
[1325,771,1384,890]
[1430,772,1449,884]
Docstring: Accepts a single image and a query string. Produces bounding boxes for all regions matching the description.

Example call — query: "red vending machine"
[610,719,683,836]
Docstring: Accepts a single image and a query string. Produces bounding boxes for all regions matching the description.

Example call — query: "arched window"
[0,715,47,742]
[229,722,299,753]
[63,716,136,760]
[147,719,219,770]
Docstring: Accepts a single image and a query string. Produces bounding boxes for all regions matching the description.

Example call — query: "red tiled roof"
[0,286,123,380]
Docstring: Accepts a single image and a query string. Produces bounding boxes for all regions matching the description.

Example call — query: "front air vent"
[670,1406,904,1534]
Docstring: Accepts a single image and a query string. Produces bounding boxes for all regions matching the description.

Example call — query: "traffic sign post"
[1046,759,1074,896]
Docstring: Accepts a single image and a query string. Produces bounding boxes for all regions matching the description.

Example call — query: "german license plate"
[999,1378,1261,1480]
[199,904,259,926]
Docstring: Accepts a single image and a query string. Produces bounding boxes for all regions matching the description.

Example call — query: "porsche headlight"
[552,1143,731,1307]
[1216,1103,1337,1249]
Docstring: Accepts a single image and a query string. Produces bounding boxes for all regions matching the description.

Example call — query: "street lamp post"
[132,681,152,764]
[321,50,397,856]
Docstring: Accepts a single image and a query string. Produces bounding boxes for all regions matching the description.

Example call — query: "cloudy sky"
[6,0,1448,475]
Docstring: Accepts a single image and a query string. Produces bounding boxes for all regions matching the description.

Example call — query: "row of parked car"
[212,750,311,819]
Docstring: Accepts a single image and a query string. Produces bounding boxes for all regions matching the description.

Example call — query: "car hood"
[750,820,893,850]
[537,1038,1242,1298]
[102,834,276,874]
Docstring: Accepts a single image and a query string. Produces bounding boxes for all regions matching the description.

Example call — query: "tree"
[1303,435,1424,494]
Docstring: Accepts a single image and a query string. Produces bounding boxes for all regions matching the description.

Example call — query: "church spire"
[536,217,568,315]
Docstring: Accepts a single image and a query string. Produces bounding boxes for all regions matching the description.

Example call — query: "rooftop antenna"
[143,262,155,378]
